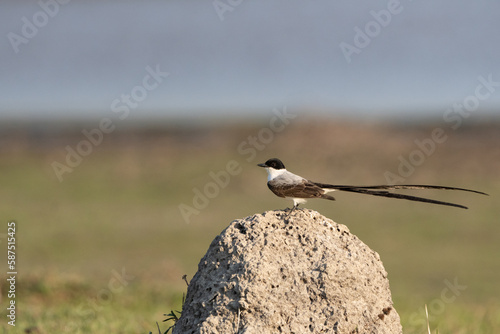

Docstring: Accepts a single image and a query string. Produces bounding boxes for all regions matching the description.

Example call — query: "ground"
[0,116,499,333]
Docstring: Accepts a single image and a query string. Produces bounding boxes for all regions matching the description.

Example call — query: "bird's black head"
[257,158,286,170]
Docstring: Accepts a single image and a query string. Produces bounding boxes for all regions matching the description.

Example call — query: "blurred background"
[1,1,499,333]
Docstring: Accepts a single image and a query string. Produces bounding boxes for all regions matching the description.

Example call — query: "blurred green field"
[0,118,499,333]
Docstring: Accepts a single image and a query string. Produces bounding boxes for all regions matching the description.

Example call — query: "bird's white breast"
[266,168,304,184]
[266,167,287,181]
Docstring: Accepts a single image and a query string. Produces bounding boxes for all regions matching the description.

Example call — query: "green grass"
[0,120,499,333]
[0,275,184,334]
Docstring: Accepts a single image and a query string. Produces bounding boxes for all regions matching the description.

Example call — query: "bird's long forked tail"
[314,183,488,209]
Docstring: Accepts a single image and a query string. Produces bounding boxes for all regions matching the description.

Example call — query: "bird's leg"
[287,202,299,217]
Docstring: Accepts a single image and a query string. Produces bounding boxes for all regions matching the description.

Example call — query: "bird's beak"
[257,163,267,168]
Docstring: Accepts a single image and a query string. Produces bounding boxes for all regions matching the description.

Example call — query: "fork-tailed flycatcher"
[257,158,487,210]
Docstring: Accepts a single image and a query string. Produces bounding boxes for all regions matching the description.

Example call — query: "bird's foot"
[285,204,299,221]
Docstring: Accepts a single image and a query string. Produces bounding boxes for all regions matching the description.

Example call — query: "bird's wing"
[312,183,488,209]
[268,178,333,199]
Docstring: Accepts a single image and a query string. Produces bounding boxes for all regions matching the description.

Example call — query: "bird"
[257,158,487,211]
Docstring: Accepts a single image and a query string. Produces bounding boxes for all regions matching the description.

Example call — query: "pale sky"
[1,0,499,120]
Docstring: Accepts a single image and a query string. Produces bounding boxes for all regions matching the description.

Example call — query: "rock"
[173,209,402,334]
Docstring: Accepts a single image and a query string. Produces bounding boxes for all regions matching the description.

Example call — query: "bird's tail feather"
[313,183,488,209]
[320,194,335,201]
